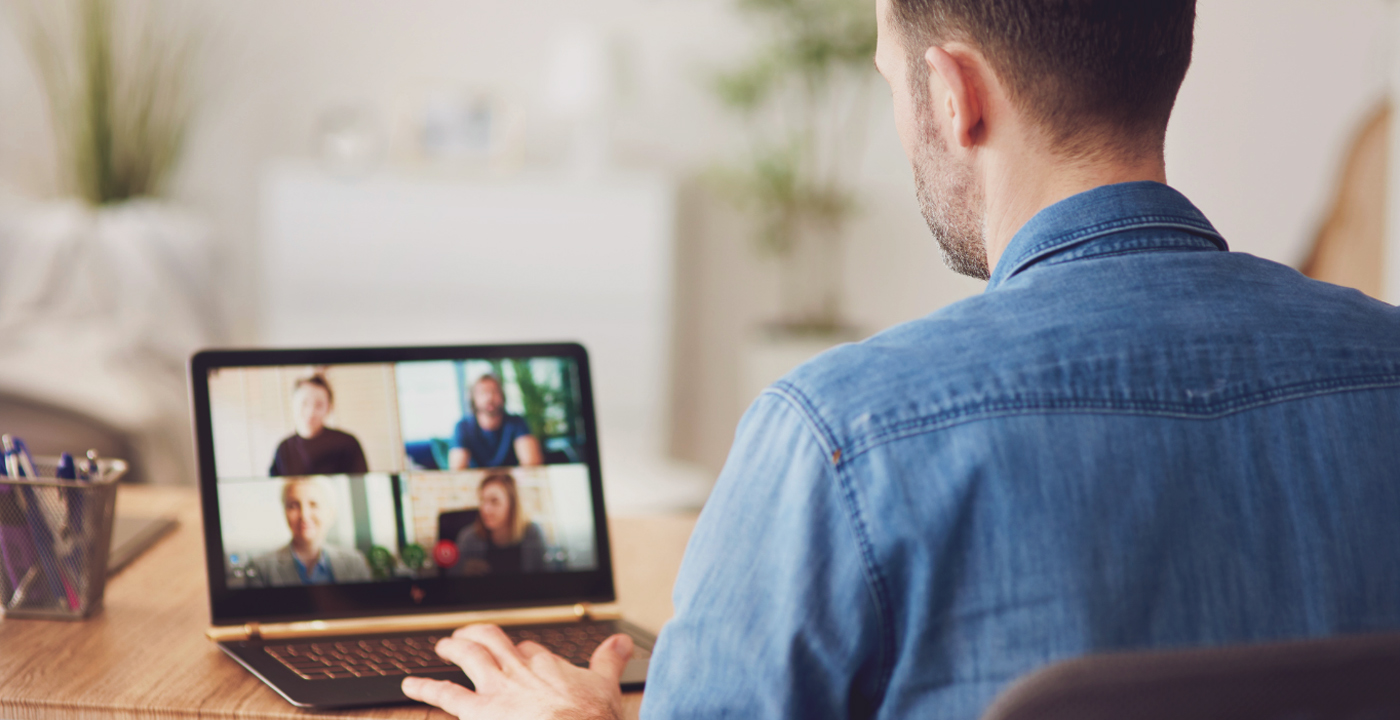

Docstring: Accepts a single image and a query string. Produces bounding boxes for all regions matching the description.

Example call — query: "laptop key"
[409,666,460,674]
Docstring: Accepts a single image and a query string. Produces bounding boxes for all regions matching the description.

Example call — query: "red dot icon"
[433,539,459,568]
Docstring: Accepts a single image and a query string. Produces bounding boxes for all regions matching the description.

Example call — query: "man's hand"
[402,623,634,720]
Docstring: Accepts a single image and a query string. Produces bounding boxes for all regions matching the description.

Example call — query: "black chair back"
[438,509,480,543]
[981,632,1400,720]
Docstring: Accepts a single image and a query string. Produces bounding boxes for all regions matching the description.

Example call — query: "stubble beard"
[912,97,989,280]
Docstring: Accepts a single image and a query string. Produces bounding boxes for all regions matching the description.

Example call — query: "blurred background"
[0,0,1391,511]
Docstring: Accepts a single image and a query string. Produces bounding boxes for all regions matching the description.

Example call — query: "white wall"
[1168,0,1391,265]
[0,0,1390,473]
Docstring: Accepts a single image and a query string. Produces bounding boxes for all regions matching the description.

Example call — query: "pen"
[7,566,37,611]
[1,436,47,606]
[4,435,80,610]
[56,453,84,582]
[86,450,100,480]
[2,435,18,479]
[0,478,31,597]
[12,437,37,479]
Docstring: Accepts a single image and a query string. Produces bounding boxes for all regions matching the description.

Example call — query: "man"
[448,374,544,469]
[404,1,1400,718]
[268,374,369,476]
[248,477,373,586]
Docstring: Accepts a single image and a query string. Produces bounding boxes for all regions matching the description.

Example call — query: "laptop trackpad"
[620,653,649,689]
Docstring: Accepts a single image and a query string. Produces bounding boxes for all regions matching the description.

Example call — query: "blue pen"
[4,436,79,610]
[56,453,83,573]
[0,460,28,597]
[1,437,42,604]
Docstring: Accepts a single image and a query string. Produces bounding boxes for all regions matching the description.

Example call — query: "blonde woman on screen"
[247,477,372,586]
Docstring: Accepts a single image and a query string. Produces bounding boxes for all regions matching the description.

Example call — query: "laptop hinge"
[206,603,621,643]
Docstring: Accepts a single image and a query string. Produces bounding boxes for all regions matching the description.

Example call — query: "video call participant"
[448,374,544,469]
[269,374,369,477]
[247,477,372,586]
[448,473,547,576]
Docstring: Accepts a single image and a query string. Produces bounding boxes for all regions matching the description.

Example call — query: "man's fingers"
[588,633,634,683]
[516,639,552,661]
[401,677,478,717]
[453,624,528,673]
[435,638,503,691]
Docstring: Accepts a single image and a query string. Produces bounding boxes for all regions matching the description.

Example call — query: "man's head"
[281,477,335,552]
[291,375,334,439]
[469,375,506,422]
[875,0,1195,279]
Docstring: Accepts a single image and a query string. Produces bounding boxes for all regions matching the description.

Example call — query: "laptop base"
[218,619,654,709]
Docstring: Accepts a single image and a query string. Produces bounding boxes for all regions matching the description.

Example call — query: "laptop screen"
[191,344,616,625]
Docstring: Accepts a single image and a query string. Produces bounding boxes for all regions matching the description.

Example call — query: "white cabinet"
[259,162,710,510]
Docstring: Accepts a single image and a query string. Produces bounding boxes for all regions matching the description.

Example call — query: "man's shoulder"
[771,299,1010,451]
[773,255,1400,457]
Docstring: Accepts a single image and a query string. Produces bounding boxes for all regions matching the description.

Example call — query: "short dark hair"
[293,374,334,405]
[890,0,1195,157]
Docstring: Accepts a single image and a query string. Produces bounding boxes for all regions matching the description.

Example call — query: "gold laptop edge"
[207,602,623,642]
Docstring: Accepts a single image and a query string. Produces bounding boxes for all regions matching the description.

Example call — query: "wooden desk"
[0,486,698,719]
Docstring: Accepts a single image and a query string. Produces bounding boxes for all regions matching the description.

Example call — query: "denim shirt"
[641,182,1400,720]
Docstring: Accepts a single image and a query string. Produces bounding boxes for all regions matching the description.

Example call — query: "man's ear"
[924,44,983,149]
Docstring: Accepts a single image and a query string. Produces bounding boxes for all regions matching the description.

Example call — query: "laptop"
[189,343,655,709]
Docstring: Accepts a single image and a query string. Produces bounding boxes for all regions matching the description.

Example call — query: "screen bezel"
[190,342,616,626]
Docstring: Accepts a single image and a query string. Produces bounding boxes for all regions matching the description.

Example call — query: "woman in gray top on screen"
[247,477,373,586]
[449,473,546,576]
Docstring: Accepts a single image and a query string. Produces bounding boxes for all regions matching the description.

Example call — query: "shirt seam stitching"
[762,384,898,701]
[997,218,1222,285]
[839,374,1400,462]
[1021,216,1221,258]
[1033,238,1220,267]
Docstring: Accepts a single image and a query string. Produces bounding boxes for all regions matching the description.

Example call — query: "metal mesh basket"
[0,456,126,619]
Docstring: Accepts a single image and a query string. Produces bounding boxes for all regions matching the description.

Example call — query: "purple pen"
[6,436,79,610]
[0,463,29,596]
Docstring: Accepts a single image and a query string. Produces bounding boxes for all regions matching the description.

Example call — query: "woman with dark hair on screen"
[269,374,369,476]
[449,473,547,576]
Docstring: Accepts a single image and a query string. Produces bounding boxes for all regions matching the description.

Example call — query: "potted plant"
[710,0,877,399]
[712,0,878,336]
[0,0,211,483]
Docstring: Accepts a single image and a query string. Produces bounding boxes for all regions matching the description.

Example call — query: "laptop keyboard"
[264,621,649,681]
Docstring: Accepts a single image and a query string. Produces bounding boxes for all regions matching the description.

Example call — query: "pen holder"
[0,457,126,619]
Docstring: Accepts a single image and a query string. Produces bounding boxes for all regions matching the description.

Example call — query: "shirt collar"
[292,549,332,583]
[985,181,1228,292]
